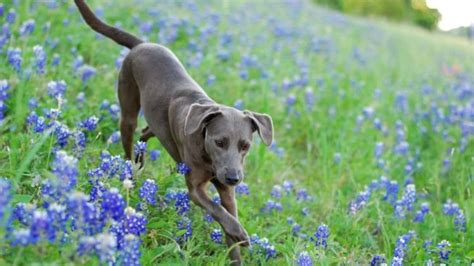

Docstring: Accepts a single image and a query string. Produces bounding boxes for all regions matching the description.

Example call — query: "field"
[0,0,473,265]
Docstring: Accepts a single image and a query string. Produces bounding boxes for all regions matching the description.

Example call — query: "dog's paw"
[225,222,250,247]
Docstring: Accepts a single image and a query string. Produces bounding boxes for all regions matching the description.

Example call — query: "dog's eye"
[240,143,250,152]
[215,140,225,148]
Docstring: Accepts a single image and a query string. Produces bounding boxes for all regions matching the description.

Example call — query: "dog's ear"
[244,111,273,146]
[184,103,222,136]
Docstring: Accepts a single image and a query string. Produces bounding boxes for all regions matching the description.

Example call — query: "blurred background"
[313,0,474,39]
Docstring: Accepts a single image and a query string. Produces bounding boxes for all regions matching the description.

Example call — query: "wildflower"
[51,151,78,192]
[236,182,250,195]
[296,251,312,266]
[123,207,147,236]
[19,19,35,36]
[210,228,223,244]
[52,54,60,66]
[95,233,117,264]
[47,80,67,98]
[282,180,293,194]
[313,223,329,249]
[139,179,157,205]
[77,236,96,256]
[234,99,244,110]
[33,45,46,74]
[305,88,314,111]
[12,229,32,246]
[443,199,459,216]
[292,223,301,234]
[370,255,386,266]
[333,153,341,164]
[177,162,191,175]
[454,210,466,232]
[261,199,282,213]
[149,150,160,161]
[134,141,147,158]
[0,178,12,221]
[101,188,126,221]
[123,179,134,190]
[107,131,121,144]
[176,217,192,243]
[437,240,451,261]
[30,210,56,244]
[54,123,70,147]
[6,9,15,24]
[270,185,282,198]
[166,190,191,215]
[348,188,370,215]
[297,188,311,202]
[78,116,99,131]
[73,131,87,154]
[78,65,96,83]
[374,142,384,158]
[120,234,141,266]
[7,48,22,72]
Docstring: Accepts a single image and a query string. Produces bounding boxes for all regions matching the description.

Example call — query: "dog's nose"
[225,169,241,185]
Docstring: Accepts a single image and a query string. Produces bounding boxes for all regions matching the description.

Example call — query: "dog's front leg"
[212,179,242,265]
[185,171,249,248]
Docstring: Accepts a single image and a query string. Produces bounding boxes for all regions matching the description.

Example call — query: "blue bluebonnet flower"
[120,160,133,180]
[30,210,56,243]
[236,182,250,196]
[296,251,312,266]
[413,202,429,222]
[176,217,192,243]
[52,54,60,66]
[76,92,86,104]
[72,55,84,70]
[282,180,293,194]
[313,224,329,248]
[233,99,243,110]
[139,179,157,206]
[134,141,147,158]
[394,141,409,155]
[47,203,68,239]
[67,192,101,235]
[305,88,314,111]
[391,231,415,265]
[19,19,35,36]
[0,178,12,222]
[107,131,121,144]
[292,223,301,234]
[400,184,416,211]
[443,199,459,216]
[73,131,87,154]
[53,123,70,147]
[149,149,160,161]
[210,228,223,244]
[261,199,282,213]
[47,80,67,98]
[437,240,451,261]
[270,185,282,199]
[6,9,16,24]
[348,188,370,215]
[177,162,191,175]
[78,65,96,83]
[250,235,277,260]
[7,47,22,72]
[11,229,32,246]
[166,190,191,215]
[95,233,117,264]
[296,188,311,201]
[52,150,78,192]
[381,178,398,205]
[374,142,384,158]
[370,255,386,266]
[123,207,147,236]
[333,153,342,164]
[12,203,35,225]
[78,116,99,131]
[454,210,466,232]
[423,240,432,252]
[120,234,141,266]
[33,45,46,74]
[101,188,126,221]
[77,236,96,256]
[28,97,38,109]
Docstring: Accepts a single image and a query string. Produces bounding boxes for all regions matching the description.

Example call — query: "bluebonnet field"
[0,0,472,265]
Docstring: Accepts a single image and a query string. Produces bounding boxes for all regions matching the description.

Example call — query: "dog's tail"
[74,0,143,49]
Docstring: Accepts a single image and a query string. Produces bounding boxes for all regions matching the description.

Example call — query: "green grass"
[0,0,472,265]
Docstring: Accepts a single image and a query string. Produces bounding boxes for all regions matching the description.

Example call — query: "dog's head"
[184,103,273,186]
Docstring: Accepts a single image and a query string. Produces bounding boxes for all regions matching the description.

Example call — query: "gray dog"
[75,1,273,264]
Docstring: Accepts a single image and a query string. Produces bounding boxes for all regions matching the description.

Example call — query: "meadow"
[0,0,473,265]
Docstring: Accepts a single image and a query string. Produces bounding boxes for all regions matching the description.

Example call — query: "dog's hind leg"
[118,61,140,161]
